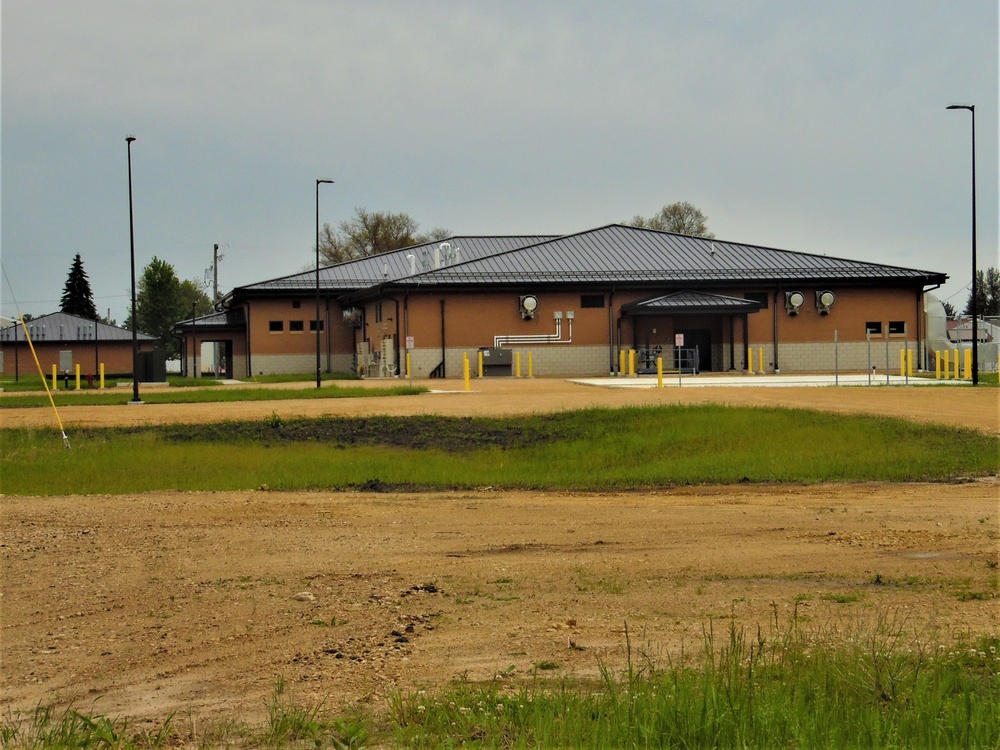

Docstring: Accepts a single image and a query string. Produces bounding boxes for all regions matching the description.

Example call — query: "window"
[888,321,906,335]
[375,303,383,323]
[865,321,882,335]
[292,300,301,309]
[309,320,324,332]
[580,294,605,309]
[269,320,284,333]
[746,292,769,309]
[289,320,304,333]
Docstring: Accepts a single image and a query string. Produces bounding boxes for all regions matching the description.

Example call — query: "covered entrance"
[622,291,764,373]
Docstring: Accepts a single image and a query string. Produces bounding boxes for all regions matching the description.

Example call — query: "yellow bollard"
[462,352,470,391]
[943,350,950,379]
[515,351,522,378]
[75,364,81,390]
[477,350,483,378]
[618,349,625,375]
[527,351,533,378]
[906,350,913,377]
[100,363,105,389]
[964,349,972,379]
[954,350,960,379]
[628,349,636,376]
[758,348,765,375]
[935,351,941,379]
[899,349,906,377]
[52,364,58,389]
[656,356,663,388]
[747,347,753,373]
[405,352,411,379]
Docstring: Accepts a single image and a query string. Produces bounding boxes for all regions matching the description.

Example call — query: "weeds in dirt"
[5,622,998,748]
[389,616,1000,748]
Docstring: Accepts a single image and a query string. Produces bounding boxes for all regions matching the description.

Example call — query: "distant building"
[175,224,948,378]
[0,312,156,379]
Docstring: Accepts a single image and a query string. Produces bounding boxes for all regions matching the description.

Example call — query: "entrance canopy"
[621,290,765,316]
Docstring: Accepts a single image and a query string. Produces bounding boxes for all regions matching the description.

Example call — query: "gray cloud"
[2,0,995,321]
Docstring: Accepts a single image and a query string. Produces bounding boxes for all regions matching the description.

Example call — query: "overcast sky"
[2,1,996,324]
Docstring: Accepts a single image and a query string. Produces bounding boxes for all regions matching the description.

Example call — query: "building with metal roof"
[0,312,156,380]
[175,224,948,379]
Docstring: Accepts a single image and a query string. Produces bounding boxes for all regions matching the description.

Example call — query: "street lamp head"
[317,178,334,185]
[946,104,974,112]
[126,135,136,143]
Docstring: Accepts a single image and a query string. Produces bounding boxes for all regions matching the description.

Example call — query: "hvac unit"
[519,295,538,320]
[784,291,805,316]
[815,290,836,315]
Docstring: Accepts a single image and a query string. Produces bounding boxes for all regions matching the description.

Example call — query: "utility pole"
[213,244,222,303]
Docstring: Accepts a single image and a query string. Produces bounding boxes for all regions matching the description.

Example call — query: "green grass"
[387,620,1000,749]
[0,382,425,407]
[2,406,995,495]
[4,622,996,749]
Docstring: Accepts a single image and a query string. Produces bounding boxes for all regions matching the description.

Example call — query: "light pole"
[126,135,142,403]
[315,179,334,389]
[946,104,978,386]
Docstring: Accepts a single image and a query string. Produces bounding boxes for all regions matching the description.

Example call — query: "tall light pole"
[946,104,977,386]
[315,179,334,389]
[126,135,142,403]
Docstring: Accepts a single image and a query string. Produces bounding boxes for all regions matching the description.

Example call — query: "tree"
[941,300,957,318]
[627,201,714,238]
[318,208,450,265]
[60,254,99,319]
[128,257,212,358]
[964,267,1000,318]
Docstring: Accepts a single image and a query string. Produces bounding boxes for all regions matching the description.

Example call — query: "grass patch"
[0,382,425,408]
[0,406,1000,495]
[2,405,996,495]
[4,621,997,748]
[388,619,1000,748]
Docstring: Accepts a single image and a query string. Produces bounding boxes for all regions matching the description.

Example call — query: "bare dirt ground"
[1,379,998,731]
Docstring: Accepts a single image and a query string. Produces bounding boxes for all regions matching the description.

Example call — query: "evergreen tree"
[60,254,99,319]
[964,267,1000,318]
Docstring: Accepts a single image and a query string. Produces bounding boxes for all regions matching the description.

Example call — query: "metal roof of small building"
[0,312,156,343]
[232,235,558,296]
[623,290,766,315]
[391,225,947,289]
[172,308,246,332]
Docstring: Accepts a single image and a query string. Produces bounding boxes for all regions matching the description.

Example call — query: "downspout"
[386,296,401,377]
[244,301,252,377]
[728,316,735,370]
[742,313,750,372]
[615,312,625,375]
[403,292,410,377]
[325,297,331,373]
[607,289,615,375]
[772,289,780,373]
[440,299,446,378]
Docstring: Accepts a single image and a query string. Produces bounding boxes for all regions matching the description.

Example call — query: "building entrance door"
[675,329,713,372]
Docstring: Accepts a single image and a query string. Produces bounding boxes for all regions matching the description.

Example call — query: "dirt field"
[1,379,998,730]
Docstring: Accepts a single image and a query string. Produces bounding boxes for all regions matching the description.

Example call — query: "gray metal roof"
[172,308,246,332]
[233,235,558,296]
[392,225,947,288]
[0,312,156,343]
[623,290,766,315]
